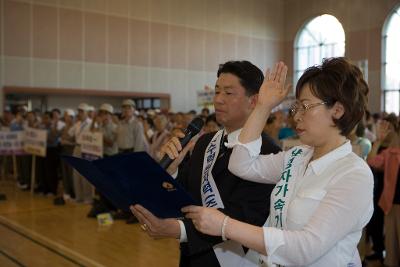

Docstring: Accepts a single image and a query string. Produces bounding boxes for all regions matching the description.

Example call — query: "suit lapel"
[212,148,232,177]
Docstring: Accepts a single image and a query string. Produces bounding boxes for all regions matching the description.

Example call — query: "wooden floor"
[0,181,180,267]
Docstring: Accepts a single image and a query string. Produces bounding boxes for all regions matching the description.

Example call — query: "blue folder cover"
[62,152,196,218]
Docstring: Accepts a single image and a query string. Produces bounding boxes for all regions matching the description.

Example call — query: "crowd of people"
[0,58,399,266]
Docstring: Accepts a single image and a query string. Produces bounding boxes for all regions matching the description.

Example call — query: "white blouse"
[227,138,374,267]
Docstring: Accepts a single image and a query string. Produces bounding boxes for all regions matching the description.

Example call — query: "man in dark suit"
[131,60,281,267]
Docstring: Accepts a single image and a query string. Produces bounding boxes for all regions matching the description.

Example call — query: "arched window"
[294,14,345,82]
[382,5,400,115]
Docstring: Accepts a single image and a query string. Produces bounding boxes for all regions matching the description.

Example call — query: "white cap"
[78,103,90,111]
[65,108,75,117]
[87,105,95,112]
[122,99,136,108]
[99,103,114,114]
[147,109,156,116]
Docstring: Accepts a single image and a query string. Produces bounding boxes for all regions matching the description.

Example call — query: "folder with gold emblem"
[62,152,196,218]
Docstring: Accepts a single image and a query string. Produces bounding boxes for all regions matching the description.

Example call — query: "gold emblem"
[162,182,176,191]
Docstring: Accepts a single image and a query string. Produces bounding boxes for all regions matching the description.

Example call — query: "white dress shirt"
[228,137,374,267]
[67,118,92,145]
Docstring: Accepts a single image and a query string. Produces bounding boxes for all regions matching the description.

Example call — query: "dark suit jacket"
[177,132,281,267]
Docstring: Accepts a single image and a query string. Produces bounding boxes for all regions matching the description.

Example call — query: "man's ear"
[249,94,258,108]
[331,101,345,120]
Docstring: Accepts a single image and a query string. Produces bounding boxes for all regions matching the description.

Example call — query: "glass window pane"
[385,91,399,115]
[385,63,400,89]
[294,14,345,83]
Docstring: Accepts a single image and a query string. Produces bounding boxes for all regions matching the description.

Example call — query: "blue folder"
[62,152,196,218]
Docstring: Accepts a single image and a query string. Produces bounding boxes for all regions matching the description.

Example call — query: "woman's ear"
[331,102,345,120]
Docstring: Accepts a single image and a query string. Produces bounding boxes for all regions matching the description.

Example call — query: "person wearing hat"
[67,103,93,203]
[87,103,119,217]
[60,109,76,200]
[98,103,118,157]
[116,99,148,154]
[113,99,148,223]
[87,105,96,120]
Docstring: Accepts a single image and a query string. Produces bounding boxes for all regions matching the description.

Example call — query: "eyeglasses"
[290,101,327,116]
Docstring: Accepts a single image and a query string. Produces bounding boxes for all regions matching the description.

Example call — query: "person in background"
[115,99,148,223]
[367,114,400,267]
[87,103,119,217]
[349,121,372,160]
[87,105,96,120]
[68,103,93,204]
[60,109,76,200]
[204,113,222,134]
[278,112,297,140]
[201,107,210,120]
[116,99,148,154]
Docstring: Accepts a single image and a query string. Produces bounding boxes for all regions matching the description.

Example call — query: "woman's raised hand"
[258,62,290,109]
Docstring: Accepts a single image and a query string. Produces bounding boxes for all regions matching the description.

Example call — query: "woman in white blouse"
[182,58,373,267]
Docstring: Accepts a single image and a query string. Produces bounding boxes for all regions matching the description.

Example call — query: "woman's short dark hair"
[217,60,264,96]
[296,57,369,136]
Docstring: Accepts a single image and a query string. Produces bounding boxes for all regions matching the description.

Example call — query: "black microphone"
[159,117,204,169]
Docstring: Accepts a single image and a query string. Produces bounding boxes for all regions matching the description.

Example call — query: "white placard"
[24,127,47,157]
[0,131,26,155]
[80,131,103,158]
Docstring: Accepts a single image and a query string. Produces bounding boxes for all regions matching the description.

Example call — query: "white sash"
[243,147,305,267]
[201,130,249,267]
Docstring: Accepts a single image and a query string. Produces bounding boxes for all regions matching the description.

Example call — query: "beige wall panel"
[168,0,188,26]
[252,0,268,39]
[84,62,106,89]
[84,0,107,13]
[59,8,83,61]
[59,0,82,9]
[4,56,31,86]
[264,0,285,40]
[4,0,31,57]
[237,36,251,61]
[167,69,188,109]
[129,65,149,91]
[32,59,58,87]
[235,0,253,38]
[108,0,129,17]
[265,39,284,68]
[366,28,383,71]
[32,0,55,6]
[149,68,170,92]
[84,12,106,63]
[219,0,237,35]
[150,0,170,23]
[150,22,168,68]
[59,61,83,89]
[204,0,221,32]
[183,0,206,30]
[251,38,267,71]
[129,0,150,21]
[107,64,128,90]
[33,5,57,59]
[168,25,187,69]
[0,0,3,56]
[187,28,205,71]
[107,16,129,65]
[368,70,382,112]
[220,33,236,63]
[130,19,150,67]
[204,31,220,72]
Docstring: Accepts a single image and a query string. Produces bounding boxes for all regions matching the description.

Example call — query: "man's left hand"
[130,204,181,239]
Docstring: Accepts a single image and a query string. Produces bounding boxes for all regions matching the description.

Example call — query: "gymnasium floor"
[0,181,179,267]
